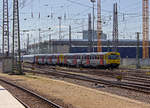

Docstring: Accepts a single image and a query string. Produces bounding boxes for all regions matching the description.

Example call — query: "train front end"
[106,52,120,69]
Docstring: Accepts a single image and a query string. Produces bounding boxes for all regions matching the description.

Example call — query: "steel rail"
[24,67,150,94]
[0,78,63,108]
[39,65,150,86]
[24,65,150,86]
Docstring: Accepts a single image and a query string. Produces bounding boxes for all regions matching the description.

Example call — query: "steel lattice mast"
[12,0,22,74]
[97,0,102,52]
[112,3,118,52]
[3,0,9,56]
[143,0,149,58]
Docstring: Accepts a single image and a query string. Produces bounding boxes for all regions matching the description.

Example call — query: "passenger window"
[100,56,103,59]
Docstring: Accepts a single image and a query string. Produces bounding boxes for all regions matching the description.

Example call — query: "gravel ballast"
[0,73,150,108]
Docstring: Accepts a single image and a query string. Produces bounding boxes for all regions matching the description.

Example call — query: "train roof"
[23,52,119,57]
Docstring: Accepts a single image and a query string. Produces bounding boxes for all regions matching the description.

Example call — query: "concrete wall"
[53,45,69,53]
[121,58,150,66]
[2,57,12,73]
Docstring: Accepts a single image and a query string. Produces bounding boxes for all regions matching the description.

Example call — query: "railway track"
[0,77,63,108]
[24,64,150,86]
[24,65,150,94]
[54,66,150,84]
[34,65,150,85]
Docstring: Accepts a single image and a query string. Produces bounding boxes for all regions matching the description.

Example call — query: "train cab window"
[108,54,119,60]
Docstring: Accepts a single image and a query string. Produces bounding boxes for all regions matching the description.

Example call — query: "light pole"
[90,0,96,52]
[38,28,41,54]
[136,32,141,69]
[48,27,51,54]
[58,17,62,40]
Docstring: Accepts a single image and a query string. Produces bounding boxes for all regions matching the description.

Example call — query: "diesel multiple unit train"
[22,52,120,69]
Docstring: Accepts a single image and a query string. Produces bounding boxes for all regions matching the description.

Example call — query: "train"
[21,52,120,69]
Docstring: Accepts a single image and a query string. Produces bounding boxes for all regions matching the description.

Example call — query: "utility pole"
[112,3,119,52]
[90,0,96,52]
[12,0,22,74]
[107,40,110,52]
[48,34,51,53]
[69,25,72,53]
[142,0,149,58]
[26,33,29,54]
[88,13,92,52]
[136,32,140,69]
[97,0,102,52]
[3,0,9,56]
[58,17,62,40]
[34,38,36,54]
[38,28,41,54]
[48,28,51,54]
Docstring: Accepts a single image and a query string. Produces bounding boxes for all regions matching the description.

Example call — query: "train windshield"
[108,54,120,60]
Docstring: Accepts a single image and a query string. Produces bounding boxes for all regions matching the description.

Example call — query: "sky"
[0,0,147,48]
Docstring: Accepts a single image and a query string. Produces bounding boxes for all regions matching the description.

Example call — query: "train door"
[90,55,96,67]
[57,55,59,65]
[86,55,90,66]
[49,56,52,65]
[64,55,67,65]
[52,55,57,65]
[73,55,77,66]
[35,56,38,64]
[77,55,81,67]
[99,55,104,66]
[42,56,45,64]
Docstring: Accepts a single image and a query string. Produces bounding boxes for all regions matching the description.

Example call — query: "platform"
[0,85,25,108]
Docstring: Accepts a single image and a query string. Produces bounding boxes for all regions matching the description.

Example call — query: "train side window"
[87,56,89,59]
[70,56,72,59]
[90,55,93,60]
[97,56,99,59]
[100,55,103,59]
[82,56,84,59]
[93,55,95,59]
